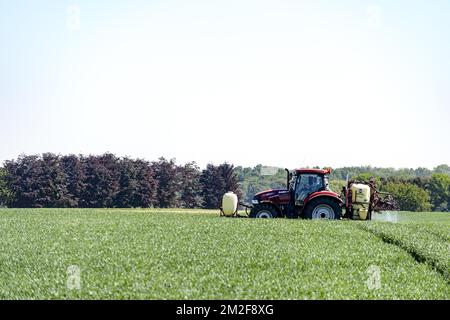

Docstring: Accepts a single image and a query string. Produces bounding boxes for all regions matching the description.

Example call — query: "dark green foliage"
[201,163,242,209]
[428,174,450,211]
[115,158,139,208]
[0,167,12,206]
[129,159,158,208]
[329,179,346,194]
[60,154,86,207]
[179,162,203,208]
[2,153,159,209]
[79,154,120,208]
[37,153,70,208]
[1,155,448,212]
[151,158,181,208]
[200,164,224,209]
[382,182,432,212]
[409,176,431,190]
[115,158,157,208]
[352,173,380,184]
[330,166,435,180]
[3,155,39,208]
[1,153,244,209]
[434,164,450,175]
[4,154,69,208]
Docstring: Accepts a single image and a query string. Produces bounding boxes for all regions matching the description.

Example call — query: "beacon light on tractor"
[220,168,398,220]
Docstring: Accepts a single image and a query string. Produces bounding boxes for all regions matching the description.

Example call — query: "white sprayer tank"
[222,192,238,216]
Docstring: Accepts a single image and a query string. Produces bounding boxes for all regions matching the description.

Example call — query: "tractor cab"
[292,169,330,206]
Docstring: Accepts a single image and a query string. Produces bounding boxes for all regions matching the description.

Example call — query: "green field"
[0,209,448,300]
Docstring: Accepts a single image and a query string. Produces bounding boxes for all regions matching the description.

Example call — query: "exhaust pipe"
[285,168,291,189]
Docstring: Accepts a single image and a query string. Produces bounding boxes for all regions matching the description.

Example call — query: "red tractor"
[242,168,398,220]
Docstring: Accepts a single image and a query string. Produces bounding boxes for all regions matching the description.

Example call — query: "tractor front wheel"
[250,204,278,219]
[303,198,341,220]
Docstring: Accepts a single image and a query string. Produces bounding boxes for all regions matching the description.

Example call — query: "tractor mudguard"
[304,191,343,206]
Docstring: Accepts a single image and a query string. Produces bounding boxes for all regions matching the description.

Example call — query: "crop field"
[0,209,448,300]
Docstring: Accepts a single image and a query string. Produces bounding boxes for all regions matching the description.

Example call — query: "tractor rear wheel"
[250,204,278,219]
[303,198,341,220]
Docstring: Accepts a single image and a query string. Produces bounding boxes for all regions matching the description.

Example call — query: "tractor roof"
[294,168,331,175]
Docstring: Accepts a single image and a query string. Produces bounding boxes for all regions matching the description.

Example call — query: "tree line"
[0,153,241,209]
[1,156,449,212]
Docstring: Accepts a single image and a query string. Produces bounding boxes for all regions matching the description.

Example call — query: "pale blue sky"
[1,0,449,169]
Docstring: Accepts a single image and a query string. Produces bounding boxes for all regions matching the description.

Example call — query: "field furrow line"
[357,222,450,284]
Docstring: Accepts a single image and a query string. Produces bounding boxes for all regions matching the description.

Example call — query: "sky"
[1,0,449,170]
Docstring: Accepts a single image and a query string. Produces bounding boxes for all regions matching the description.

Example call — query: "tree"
[329,180,346,194]
[3,155,38,207]
[115,158,158,208]
[201,163,242,209]
[201,164,224,209]
[0,167,13,206]
[434,164,450,175]
[2,153,448,211]
[383,182,432,212]
[428,174,450,211]
[60,154,86,207]
[352,173,380,185]
[35,153,69,208]
[79,154,120,208]
[410,176,431,191]
[178,162,203,208]
[151,158,181,208]
[414,167,432,177]
[3,154,69,208]
[115,157,139,208]
[133,159,158,208]
[218,163,241,198]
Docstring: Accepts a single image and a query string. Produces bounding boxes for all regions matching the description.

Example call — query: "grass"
[361,212,450,281]
[0,209,448,299]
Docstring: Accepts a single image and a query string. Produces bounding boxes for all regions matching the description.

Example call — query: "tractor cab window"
[289,174,296,190]
[295,174,324,205]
